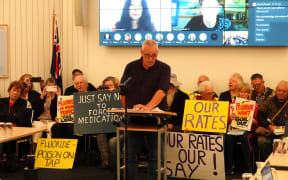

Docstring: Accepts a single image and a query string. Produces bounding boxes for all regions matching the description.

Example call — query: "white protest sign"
[166,132,225,180]
[230,97,255,131]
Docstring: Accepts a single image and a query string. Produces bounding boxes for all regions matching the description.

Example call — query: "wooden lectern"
[107,109,176,180]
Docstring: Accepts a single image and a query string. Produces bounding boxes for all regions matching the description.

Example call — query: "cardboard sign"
[166,132,225,180]
[34,138,78,169]
[57,96,74,123]
[73,90,123,134]
[182,100,229,133]
[230,97,255,131]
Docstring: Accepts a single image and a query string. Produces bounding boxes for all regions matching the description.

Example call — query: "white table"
[0,127,47,143]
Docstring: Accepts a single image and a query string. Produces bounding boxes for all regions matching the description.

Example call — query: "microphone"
[120,77,132,87]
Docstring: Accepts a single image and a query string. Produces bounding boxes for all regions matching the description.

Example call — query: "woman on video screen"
[113,0,155,31]
[185,0,234,31]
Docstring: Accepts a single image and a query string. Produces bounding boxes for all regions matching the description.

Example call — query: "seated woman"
[219,73,244,103]
[98,76,120,169]
[19,74,41,120]
[113,0,155,31]
[32,77,61,145]
[225,83,259,174]
[0,81,29,162]
[100,76,120,91]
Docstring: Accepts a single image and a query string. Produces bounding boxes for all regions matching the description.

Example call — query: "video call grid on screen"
[99,0,288,46]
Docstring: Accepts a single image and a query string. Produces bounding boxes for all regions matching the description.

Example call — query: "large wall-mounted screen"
[99,0,288,46]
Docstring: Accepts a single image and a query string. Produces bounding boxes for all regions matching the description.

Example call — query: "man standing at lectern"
[120,40,170,180]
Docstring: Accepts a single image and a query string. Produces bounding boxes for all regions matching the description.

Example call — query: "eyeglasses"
[253,83,262,88]
[143,54,157,59]
[203,92,214,95]
[277,89,287,94]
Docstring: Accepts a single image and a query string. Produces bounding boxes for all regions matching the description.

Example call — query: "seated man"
[257,80,288,161]
[167,73,189,132]
[52,75,90,138]
[185,0,234,31]
[194,81,217,101]
[52,75,110,168]
[250,73,273,107]
[64,68,96,95]
[191,75,218,99]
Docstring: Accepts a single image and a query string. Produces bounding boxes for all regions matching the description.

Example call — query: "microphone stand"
[123,84,128,180]
[119,77,132,180]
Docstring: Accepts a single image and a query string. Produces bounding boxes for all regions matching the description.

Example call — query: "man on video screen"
[185,0,234,31]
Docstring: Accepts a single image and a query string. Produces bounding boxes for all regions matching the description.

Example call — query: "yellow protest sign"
[34,138,78,169]
[182,100,229,133]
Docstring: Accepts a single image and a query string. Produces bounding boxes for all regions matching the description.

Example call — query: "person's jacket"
[28,90,41,120]
[258,95,288,129]
[64,83,97,95]
[219,90,233,103]
[0,97,30,127]
[169,89,190,132]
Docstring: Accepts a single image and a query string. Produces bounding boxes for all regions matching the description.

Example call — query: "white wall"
[0,0,89,97]
[0,0,287,97]
[0,0,63,97]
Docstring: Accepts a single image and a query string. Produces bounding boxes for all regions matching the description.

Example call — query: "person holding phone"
[32,78,61,146]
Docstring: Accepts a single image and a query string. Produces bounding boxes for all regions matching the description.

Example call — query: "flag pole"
[52,8,55,78]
